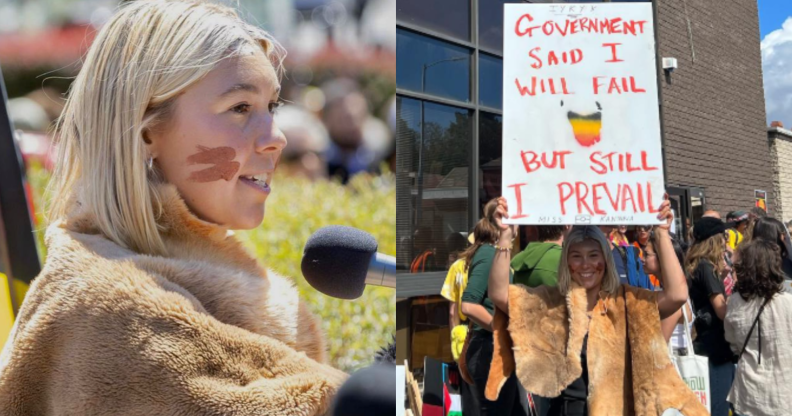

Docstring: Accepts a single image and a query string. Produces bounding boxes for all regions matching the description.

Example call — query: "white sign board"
[396,365,405,416]
[502,3,664,225]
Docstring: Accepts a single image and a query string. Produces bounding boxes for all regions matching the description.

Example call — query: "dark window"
[478,0,522,52]
[396,98,471,273]
[396,97,422,271]
[479,53,503,110]
[409,296,453,370]
[479,112,502,215]
[397,29,472,103]
[397,0,471,41]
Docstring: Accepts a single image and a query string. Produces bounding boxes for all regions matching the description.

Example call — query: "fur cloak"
[486,283,707,416]
[0,184,346,415]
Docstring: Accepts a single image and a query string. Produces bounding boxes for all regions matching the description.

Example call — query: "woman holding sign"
[485,198,707,416]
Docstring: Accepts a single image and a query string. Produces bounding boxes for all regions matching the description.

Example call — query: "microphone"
[301,225,395,300]
[331,364,396,416]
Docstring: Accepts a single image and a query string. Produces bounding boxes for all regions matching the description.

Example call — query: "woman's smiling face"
[147,50,286,229]
[568,239,606,291]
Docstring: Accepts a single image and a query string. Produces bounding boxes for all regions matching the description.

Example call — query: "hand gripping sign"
[502,3,664,225]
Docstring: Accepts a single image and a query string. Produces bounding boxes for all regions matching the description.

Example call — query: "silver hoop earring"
[147,155,154,170]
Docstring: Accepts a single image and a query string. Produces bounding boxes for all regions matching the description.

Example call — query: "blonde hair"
[558,225,620,295]
[684,234,726,277]
[48,0,286,256]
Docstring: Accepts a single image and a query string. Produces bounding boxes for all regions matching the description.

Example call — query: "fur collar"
[52,183,326,357]
[487,283,708,416]
[0,184,343,415]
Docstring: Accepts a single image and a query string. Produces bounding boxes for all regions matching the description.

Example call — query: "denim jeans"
[708,360,735,416]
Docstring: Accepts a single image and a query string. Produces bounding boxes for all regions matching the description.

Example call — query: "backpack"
[613,245,655,290]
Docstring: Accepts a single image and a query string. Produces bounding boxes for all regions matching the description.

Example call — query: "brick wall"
[655,0,773,216]
[769,127,792,222]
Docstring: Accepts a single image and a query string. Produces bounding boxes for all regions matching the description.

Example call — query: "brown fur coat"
[0,185,346,415]
[487,283,707,416]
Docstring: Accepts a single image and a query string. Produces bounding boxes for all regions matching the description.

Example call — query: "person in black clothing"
[460,198,527,416]
[684,217,733,416]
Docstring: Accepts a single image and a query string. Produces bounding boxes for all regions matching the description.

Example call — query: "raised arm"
[489,197,515,314]
[654,199,689,319]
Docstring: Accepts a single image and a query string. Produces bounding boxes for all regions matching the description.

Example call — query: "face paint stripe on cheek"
[186,145,240,183]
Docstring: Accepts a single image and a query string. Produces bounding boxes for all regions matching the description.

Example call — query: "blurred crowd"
[8,75,395,186]
[276,79,395,182]
[2,0,395,185]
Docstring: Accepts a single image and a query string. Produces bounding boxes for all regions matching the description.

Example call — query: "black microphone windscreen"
[331,364,396,416]
[301,225,377,299]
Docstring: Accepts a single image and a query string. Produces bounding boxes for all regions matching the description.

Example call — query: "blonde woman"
[485,198,707,416]
[0,1,345,415]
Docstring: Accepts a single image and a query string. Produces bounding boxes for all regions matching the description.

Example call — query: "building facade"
[656,0,773,217]
[396,0,772,368]
[770,125,792,222]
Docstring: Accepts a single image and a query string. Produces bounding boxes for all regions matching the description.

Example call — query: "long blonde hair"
[558,226,620,295]
[47,0,286,256]
[684,234,725,277]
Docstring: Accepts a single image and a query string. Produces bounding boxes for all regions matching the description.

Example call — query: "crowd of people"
[10,78,395,185]
[441,200,792,416]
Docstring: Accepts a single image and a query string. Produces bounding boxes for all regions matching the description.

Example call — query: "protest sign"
[502,3,664,225]
[396,365,405,416]
[755,189,767,211]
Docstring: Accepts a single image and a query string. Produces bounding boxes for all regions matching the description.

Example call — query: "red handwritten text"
[529,47,584,69]
[592,76,646,94]
[602,42,624,63]
[558,181,659,215]
[508,183,530,219]
[589,151,658,174]
[521,150,573,173]
[515,15,648,38]
[515,78,574,96]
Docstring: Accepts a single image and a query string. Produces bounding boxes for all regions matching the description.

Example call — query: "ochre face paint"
[567,110,602,147]
[187,145,240,182]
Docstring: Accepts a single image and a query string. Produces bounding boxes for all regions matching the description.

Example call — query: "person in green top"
[511,225,569,288]
[460,199,526,416]
[462,244,512,331]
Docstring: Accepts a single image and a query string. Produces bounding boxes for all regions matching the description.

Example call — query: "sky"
[759,0,792,128]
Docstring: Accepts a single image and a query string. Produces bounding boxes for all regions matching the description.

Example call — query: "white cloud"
[762,17,792,128]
